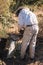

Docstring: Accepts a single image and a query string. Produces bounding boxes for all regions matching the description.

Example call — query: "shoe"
[30,57,36,62]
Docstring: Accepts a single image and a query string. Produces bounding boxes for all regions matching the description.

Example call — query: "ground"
[0,37,43,65]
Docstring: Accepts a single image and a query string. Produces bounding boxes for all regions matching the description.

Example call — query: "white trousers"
[20,25,39,59]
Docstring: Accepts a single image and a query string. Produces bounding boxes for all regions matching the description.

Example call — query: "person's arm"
[18,10,25,30]
[33,14,38,24]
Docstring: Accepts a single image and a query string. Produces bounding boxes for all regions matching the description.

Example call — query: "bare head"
[15,6,30,16]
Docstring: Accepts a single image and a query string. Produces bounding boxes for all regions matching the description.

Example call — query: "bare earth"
[0,37,43,65]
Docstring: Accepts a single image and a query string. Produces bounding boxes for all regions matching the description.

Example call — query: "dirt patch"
[0,37,43,65]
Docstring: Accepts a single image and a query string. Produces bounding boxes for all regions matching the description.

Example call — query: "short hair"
[15,7,23,16]
[16,8,22,16]
[15,6,30,16]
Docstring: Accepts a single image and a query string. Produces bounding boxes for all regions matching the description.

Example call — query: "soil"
[0,37,43,65]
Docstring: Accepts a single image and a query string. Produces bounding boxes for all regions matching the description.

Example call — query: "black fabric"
[19,29,24,35]
[8,33,23,41]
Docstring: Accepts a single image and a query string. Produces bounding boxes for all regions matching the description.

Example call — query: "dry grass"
[0,5,43,38]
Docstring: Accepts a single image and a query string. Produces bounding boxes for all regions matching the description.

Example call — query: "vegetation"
[0,0,43,14]
[0,0,43,37]
[10,0,43,12]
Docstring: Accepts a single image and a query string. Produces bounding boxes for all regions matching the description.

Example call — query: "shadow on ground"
[0,37,43,65]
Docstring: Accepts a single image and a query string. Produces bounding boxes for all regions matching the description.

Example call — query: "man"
[16,6,39,60]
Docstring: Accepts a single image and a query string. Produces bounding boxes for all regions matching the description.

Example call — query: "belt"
[26,24,37,27]
[26,25,33,27]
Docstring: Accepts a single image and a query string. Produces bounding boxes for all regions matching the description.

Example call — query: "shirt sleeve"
[18,11,24,26]
[33,14,38,24]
